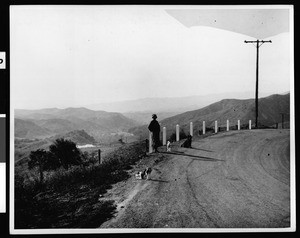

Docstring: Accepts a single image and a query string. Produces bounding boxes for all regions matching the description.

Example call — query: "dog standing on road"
[135,171,142,180]
[181,135,192,148]
[144,167,152,180]
[167,141,171,152]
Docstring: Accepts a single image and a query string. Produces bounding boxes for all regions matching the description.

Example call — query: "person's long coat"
[148,119,160,146]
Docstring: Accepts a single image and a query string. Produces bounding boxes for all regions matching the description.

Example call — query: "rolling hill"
[15,129,97,165]
[50,130,97,145]
[15,107,139,141]
[128,93,290,139]
[15,118,53,139]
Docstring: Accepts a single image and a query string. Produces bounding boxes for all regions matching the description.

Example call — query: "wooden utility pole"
[244,39,272,128]
[280,113,284,129]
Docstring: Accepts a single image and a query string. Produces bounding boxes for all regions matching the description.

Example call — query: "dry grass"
[15,141,147,228]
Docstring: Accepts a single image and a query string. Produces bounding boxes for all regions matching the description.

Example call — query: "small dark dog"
[181,135,192,148]
[143,167,152,180]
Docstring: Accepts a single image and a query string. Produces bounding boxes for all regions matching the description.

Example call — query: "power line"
[244,39,272,128]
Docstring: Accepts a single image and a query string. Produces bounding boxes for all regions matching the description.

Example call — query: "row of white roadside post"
[149,120,252,153]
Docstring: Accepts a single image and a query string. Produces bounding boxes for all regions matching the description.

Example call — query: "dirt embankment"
[99,129,290,228]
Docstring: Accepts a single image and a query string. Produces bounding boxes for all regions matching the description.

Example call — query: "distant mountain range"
[15,107,139,141]
[85,91,277,113]
[15,92,290,143]
[122,111,179,125]
[128,93,290,139]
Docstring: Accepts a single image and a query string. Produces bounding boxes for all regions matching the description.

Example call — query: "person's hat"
[152,114,157,119]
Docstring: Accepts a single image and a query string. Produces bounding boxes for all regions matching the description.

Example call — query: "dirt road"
[99,129,290,228]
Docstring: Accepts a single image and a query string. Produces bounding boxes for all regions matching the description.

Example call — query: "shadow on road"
[190,147,214,153]
[169,150,184,154]
[160,151,224,162]
[148,179,169,183]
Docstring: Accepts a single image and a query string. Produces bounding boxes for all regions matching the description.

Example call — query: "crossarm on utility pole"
[244,40,272,44]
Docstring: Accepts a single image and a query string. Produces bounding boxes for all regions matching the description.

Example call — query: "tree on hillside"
[28,149,60,183]
[49,138,82,170]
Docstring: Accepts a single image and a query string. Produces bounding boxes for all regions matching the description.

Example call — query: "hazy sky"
[10,5,293,109]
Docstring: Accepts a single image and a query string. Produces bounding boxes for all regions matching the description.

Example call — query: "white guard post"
[238,120,240,130]
[163,127,167,145]
[149,131,153,153]
[215,121,218,133]
[190,122,193,136]
[176,124,180,141]
[249,120,252,130]
[227,120,229,131]
[98,149,102,164]
[203,121,206,135]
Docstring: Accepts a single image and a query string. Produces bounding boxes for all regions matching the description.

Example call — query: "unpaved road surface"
[100,129,290,228]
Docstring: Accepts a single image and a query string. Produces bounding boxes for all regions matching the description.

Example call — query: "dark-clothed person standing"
[148,114,161,153]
